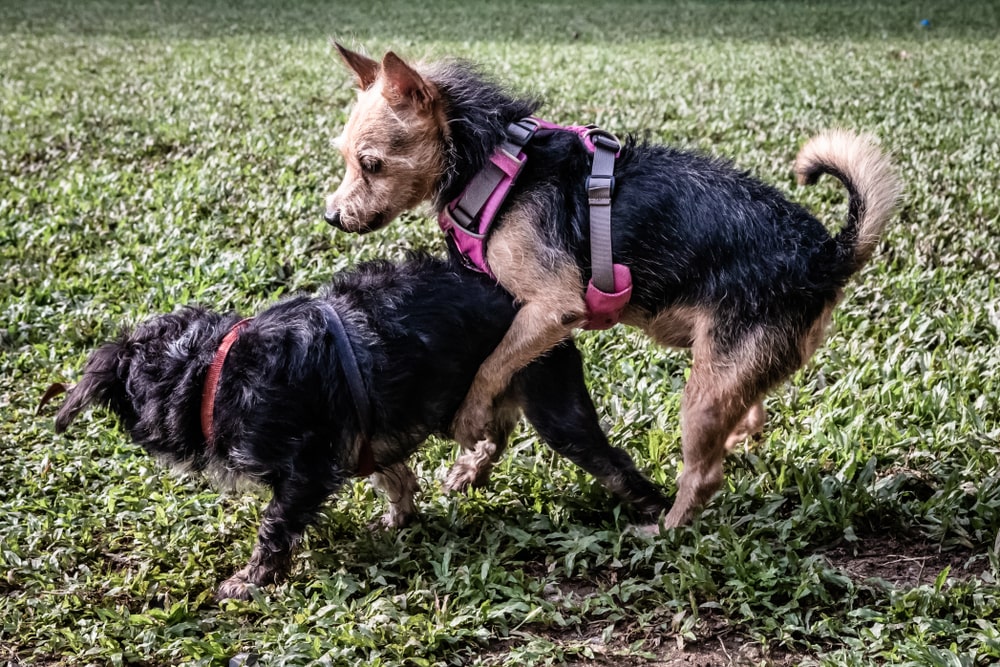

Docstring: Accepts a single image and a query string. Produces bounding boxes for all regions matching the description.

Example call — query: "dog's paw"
[216,573,255,602]
[442,443,495,494]
[442,461,478,494]
[374,509,414,531]
[624,522,663,538]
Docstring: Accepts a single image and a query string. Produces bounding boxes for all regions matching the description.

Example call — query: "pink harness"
[438,118,632,330]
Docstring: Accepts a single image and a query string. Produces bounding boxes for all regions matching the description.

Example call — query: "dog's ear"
[381,51,437,112]
[54,342,126,433]
[334,42,379,90]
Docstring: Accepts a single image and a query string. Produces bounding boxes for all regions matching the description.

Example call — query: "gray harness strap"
[447,119,539,233]
[318,302,376,476]
[583,129,622,294]
[441,117,628,327]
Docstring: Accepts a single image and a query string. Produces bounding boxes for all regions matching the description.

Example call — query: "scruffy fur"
[52,255,669,600]
[325,45,903,530]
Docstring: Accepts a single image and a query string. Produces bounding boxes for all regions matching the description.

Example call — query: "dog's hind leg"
[216,476,340,601]
[657,324,799,530]
[516,341,671,517]
[372,462,420,529]
[725,402,766,452]
[658,363,752,529]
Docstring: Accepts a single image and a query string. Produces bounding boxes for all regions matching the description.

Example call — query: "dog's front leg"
[453,226,587,445]
[216,480,335,601]
[452,296,585,445]
[443,401,519,493]
[515,341,672,518]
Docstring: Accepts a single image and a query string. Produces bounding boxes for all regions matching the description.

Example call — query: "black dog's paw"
[216,567,258,602]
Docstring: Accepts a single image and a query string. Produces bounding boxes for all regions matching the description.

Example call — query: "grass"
[2,0,999,664]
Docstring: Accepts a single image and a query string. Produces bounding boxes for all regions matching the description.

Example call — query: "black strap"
[319,302,374,453]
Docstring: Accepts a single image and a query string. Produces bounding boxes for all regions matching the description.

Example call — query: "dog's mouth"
[324,209,385,234]
[360,212,386,233]
[349,212,387,235]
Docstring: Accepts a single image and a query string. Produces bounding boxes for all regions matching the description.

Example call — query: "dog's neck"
[428,62,541,208]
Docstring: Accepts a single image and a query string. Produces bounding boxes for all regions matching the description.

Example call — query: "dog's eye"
[360,156,382,174]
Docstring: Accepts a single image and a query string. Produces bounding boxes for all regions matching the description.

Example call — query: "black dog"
[51,254,668,600]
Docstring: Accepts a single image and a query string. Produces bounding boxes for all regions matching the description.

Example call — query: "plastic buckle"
[585,128,621,152]
[449,203,474,229]
[444,205,484,237]
[506,119,538,146]
[587,175,614,205]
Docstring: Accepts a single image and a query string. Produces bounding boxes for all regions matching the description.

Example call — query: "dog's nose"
[324,209,343,229]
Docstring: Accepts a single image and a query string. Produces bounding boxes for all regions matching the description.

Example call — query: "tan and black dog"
[324,45,902,530]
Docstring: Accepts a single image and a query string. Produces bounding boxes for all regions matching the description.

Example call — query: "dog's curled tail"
[795,129,902,274]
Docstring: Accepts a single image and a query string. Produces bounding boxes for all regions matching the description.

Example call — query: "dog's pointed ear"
[334,41,379,90]
[381,51,437,112]
[54,342,124,433]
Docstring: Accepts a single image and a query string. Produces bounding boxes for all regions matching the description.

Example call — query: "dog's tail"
[795,129,902,275]
[53,342,123,433]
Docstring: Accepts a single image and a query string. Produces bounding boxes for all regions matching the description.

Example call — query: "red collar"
[197,314,377,478]
[200,318,253,446]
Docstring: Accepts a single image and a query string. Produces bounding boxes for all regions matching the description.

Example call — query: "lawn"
[2,1,999,665]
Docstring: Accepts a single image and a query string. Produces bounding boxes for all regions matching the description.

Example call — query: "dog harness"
[318,302,377,477]
[438,118,632,330]
[199,310,377,477]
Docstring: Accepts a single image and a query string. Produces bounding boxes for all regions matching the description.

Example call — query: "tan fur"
[725,402,766,452]
[326,51,449,233]
[623,304,710,349]
[443,400,520,492]
[451,202,587,443]
[795,130,903,267]
[664,361,748,526]
[655,323,782,528]
[334,42,378,89]
[444,439,498,493]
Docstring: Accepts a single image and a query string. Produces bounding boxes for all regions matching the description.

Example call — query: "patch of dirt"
[820,532,986,588]
[584,633,804,667]
[576,614,804,667]
[644,641,800,667]
[483,614,810,667]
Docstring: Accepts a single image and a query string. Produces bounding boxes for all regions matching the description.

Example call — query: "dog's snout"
[324,209,343,230]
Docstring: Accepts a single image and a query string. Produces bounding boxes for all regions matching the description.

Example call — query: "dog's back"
[210,254,518,471]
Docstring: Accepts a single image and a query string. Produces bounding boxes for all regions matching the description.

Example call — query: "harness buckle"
[587,175,614,206]
[443,204,485,238]
[583,127,622,154]
[506,119,539,145]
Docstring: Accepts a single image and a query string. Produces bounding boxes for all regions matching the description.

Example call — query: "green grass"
[3,1,1000,664]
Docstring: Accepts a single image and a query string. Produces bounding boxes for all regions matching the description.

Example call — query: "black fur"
[432,62,859,320]
[54,254,668,600]
[428,60,541,206]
